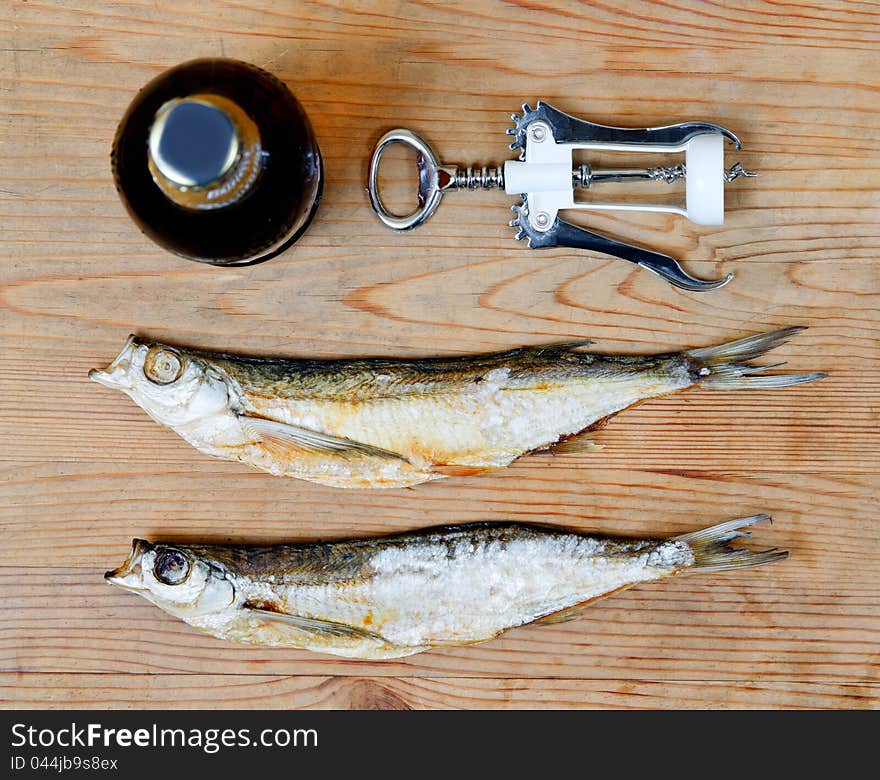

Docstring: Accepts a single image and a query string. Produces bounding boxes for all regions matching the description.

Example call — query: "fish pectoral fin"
[244,606,388,643]
[240,415,409,462]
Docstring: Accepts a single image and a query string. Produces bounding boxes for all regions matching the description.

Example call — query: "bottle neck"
[147,94,264,210]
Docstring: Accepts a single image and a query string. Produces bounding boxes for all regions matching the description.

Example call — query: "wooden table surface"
[2,0,878,710]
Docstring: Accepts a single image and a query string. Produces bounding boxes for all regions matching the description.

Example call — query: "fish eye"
[153,550,191,585]
[144,347,184,385]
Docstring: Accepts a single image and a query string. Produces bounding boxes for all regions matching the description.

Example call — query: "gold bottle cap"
[147,95,262,209]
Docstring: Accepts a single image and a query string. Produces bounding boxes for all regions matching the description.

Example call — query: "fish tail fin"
[687,326,825,389]
[675,514,788,573]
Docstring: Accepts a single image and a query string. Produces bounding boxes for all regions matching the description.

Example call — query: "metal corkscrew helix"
[368,101,757,292]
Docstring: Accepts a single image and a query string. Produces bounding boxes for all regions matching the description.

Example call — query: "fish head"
[106,539,235,619]
[89,336,230,427]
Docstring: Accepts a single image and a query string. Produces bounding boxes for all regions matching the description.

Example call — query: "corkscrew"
[368,101,757,292]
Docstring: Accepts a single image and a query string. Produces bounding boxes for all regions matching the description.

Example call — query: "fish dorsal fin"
[240,415,409,462]
[244,606,389,642]
[525,340,594,355]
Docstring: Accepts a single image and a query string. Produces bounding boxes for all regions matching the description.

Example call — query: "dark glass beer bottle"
[112,58,322,266]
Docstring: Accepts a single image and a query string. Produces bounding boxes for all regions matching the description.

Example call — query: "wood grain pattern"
[4,675,877,710]
[1,0,878,709]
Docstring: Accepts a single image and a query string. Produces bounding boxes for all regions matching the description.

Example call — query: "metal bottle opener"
[368,101,757,292]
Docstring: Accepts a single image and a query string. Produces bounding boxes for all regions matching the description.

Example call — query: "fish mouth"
[89,334,139,390]
[105,538,150,590]
[104,572,144,591]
